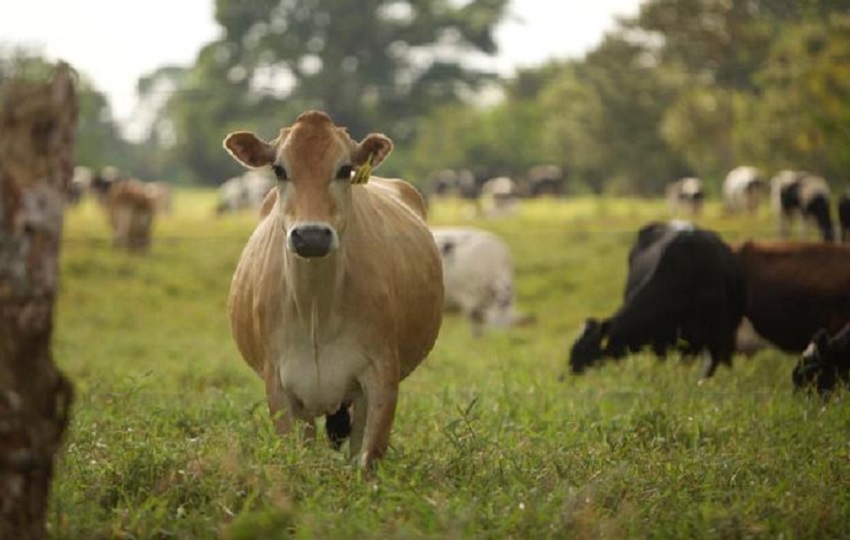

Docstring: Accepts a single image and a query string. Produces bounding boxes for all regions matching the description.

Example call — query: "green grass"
[50,193,850,539]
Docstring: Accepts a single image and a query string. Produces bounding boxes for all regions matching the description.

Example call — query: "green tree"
[145,0,508,185]
[537,63,605,192]
[634,0,850,184]
[660,86,736,182]
[575,34,689,194]
[741,13,850,180]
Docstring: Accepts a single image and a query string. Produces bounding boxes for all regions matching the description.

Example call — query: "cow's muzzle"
[288,223,338,258]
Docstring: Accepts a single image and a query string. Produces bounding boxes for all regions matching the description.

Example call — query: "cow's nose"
[289,224,336,258]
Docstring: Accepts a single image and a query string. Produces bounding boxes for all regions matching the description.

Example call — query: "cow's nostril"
[290,225,336,258]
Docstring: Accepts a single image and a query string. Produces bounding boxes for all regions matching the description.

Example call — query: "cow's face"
[569,318,607,374]
[793,330,844,395]
[223,110,393,258]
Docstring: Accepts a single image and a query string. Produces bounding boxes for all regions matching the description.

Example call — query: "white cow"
[432,227,532,336]
[216,170,275,215]
[723,166,766,214]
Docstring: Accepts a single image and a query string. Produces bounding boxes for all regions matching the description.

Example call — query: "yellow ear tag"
[352,153,373,185]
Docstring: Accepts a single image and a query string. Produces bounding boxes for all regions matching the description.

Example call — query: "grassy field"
[49,191,850,539]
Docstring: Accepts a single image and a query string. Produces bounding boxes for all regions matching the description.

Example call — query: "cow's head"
[793,329,848,395]
[223,110,393,258]
[569,318,609,374]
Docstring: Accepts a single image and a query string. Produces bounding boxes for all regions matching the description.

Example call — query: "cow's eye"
[272,164,288,180]
[336,165,353,180]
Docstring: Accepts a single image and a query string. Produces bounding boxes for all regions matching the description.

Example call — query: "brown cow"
[107,179,156,252]
[734,241,850,352]
[224,110,443,469]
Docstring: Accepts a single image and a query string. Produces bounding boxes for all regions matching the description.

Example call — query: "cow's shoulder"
[364,177,428,220]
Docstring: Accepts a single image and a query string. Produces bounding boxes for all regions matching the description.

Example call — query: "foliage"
[138,0,509,185]
[49,190,850,538]
[11,0,850,194]
[742,13,850,180]
[481,0,850,193]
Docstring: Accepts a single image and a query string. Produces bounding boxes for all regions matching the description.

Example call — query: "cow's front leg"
[264,364,293,435]
[355,364,399,470]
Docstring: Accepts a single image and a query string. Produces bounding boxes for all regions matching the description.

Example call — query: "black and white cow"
[666,177,704,217]
[568,221,745,378]
[723,166,766,214]
[793,320,850,395]
[771,170,834,241]
[838,190,850,243]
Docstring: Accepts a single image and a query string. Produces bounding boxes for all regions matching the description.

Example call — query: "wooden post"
[0,63,76,539]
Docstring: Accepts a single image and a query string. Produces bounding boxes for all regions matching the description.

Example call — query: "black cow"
[569,221,746,379]
[771,171,834,242]
[838,191,850,243]
[793,321,850,395]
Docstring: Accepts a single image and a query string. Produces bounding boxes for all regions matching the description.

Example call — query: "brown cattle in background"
[734,241,850,352]
[107,179,156,252]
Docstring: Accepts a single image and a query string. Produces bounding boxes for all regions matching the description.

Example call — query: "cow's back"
[612,227,744,356]
[432,227,512,313]
[734,241,850,351]
[347,178,443,378]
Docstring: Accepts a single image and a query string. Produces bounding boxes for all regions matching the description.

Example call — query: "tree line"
[3,0,849,195]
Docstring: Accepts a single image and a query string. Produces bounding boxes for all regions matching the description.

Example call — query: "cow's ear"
[354,133,393,170]
[223,131,274,168]
[582,318,598,333]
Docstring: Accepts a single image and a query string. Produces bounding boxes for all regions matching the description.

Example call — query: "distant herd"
[69,111,850,469]
[668,165,850,242]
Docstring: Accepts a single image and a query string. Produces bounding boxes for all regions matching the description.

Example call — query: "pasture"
[51,192,850,538]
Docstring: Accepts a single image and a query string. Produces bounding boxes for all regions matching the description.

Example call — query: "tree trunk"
[0,63,77,539]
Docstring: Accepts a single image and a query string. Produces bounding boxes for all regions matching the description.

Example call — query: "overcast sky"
[0,0,641,126]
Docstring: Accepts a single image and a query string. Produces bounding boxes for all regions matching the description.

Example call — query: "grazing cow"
[479,176,519,218]
[91,165,122,206]
[426,168,479,200]
[225,110,443,469]
[107,179,156,251]
[666,177,704,216]
[432,227,532,337]
[67,165,92,206]
[216,170,275,215]
[770,170,834,241]
[792,322,850,395]
[569,221,745,378]
[838,191,850,243]
[733,241,850,352]
[723,166,766,214]
[523,164,565,197]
